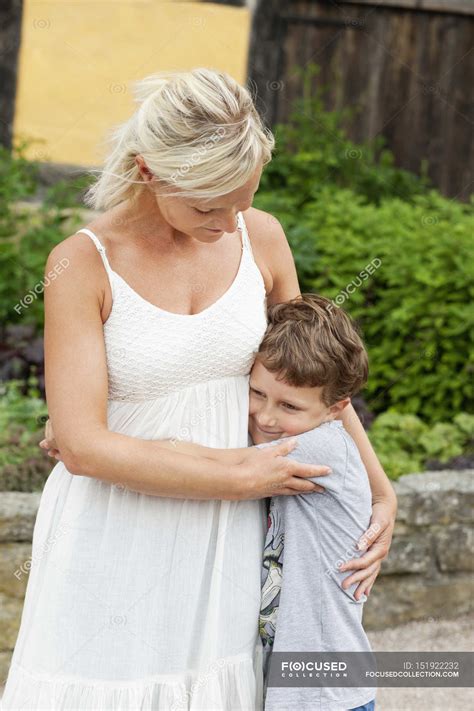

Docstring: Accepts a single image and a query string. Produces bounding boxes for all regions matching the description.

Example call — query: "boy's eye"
[250,387,264,397]
[282,403,298,411]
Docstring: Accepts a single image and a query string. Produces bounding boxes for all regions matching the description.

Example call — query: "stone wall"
[0,471,473,683]
[363,470,474,629]
[0,492,41,684]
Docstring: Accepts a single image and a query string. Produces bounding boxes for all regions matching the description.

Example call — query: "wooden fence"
[247,0,473,199]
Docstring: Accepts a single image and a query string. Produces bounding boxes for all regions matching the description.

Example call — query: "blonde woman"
[2,69,396,710]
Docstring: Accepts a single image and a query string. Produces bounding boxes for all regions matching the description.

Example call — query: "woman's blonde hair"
[84,67,275,211]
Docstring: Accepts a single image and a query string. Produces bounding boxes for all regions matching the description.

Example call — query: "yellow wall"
[13,1,251,166]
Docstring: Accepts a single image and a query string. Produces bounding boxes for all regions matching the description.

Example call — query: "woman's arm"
[43,233,330,501]
[41,424,253,468]
[159,439,252,466]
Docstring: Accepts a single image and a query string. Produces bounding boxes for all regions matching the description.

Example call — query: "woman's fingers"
[270,440,332,477]
[269,438,298,455]
[289,476,325,493]
[264,438,330,494]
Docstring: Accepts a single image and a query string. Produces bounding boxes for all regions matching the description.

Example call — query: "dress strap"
[76,228,114,277]
[237,211,255,260]
[76,227,115,301]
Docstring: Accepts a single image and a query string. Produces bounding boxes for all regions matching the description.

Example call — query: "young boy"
[250,293,376,711]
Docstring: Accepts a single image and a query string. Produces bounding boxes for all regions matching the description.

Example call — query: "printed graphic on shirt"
[259,498,284,648]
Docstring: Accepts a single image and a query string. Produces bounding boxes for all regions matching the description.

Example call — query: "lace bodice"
[76,212,268,402]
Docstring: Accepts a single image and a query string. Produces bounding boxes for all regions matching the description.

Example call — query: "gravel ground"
[367,613,474,710]
[1,614,472,709]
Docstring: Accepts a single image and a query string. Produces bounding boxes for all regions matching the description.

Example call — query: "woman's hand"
[39,418,62,461]
[339,499,396,601]
[234,438,331,500]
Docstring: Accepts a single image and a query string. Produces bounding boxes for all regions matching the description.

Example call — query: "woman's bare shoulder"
[242,207,300,303]
[45,229,110,314]
[242,207,286,243]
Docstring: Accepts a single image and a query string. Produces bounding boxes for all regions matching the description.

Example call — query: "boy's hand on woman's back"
[39,418,62,461]
[338,500,396,600]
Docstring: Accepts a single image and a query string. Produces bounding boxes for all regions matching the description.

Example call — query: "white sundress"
[1,211,269,710]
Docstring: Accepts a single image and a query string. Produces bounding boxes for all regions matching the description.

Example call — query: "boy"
[250,293,376,710]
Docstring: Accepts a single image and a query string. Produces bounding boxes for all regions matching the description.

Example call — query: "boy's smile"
[248,359,349,445]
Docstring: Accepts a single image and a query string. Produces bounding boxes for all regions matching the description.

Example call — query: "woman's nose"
[214,212,238,233]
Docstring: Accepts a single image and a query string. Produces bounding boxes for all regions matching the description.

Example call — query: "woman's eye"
[194,207,211,214]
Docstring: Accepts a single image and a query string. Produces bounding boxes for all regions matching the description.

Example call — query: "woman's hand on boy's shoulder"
[234,437,331,500]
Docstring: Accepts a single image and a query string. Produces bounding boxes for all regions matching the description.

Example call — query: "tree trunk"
[0,0,23,150]
[246,0,287,127]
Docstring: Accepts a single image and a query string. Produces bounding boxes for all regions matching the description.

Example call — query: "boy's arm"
[338,403,397,510]
[337,403,396,597]
[157,439,253,466]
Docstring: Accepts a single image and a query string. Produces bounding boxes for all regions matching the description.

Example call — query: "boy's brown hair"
[257,293,368,406]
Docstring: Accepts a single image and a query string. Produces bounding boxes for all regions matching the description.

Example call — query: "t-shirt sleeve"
[254,425,348,495]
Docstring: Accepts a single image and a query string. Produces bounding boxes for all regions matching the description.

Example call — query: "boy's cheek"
[280,416,310,437]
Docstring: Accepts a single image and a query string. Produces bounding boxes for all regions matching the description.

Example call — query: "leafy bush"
[0,376,52,491]
[259,63,430,206]
[0,140,88,331]
[254,189,473,425]
[255,63,473,423]
[367,411,474,480]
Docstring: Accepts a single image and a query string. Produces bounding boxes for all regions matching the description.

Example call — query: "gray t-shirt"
[255,420,376,710]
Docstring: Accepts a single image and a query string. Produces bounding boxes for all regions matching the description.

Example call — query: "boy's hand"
[39,418,62,461]
[338,500,395,600]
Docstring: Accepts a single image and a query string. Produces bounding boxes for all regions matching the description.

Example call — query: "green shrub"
[259,63,430,206]
[254,63,472,423]
[254,186,474,423]
[0,141,89,330]
[0,376,52,491]
[367,411,474,479]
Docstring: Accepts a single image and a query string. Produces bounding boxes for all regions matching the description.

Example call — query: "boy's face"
[248,359,349,445]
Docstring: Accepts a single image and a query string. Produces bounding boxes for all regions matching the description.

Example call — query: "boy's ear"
[328,397,351,417]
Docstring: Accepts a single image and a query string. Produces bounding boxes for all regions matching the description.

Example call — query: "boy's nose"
[257,411,278,428]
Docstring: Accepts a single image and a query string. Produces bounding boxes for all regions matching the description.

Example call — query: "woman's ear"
[135,155,154,182]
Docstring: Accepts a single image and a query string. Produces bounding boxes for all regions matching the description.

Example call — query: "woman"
[2,68,396,710]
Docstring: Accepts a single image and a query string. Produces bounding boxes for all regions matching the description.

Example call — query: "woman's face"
[137,157,262,242]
